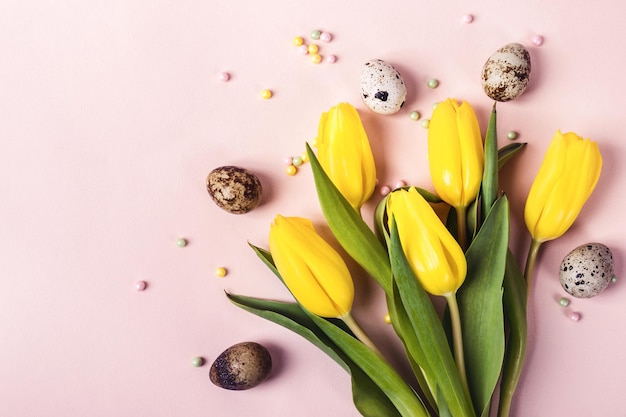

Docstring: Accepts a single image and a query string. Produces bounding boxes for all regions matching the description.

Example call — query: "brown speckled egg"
[481,43,531,102]
[559,243,615,298]
[206,166,262,214]
[209,342,272,390]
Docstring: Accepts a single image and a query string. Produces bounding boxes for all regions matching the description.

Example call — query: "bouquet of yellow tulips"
[226,81,602,416]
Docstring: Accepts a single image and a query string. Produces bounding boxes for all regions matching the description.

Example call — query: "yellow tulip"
[524,131,602,242]
[268,215,354,318]
[428,98,484,209]
[316,103,377,210]
[386,187,467,296]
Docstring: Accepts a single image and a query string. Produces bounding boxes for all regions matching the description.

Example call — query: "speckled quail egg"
[559,243,615,298]
[481,43,531,102]
[360,59,407,115]
[206,166,262,214]
[210,342,272,390]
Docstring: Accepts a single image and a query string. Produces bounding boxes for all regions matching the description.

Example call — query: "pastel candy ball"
[559,243,614,298]
[360,59,407,115]
[210,342,272,390]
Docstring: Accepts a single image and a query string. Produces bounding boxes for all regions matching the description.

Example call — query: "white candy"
[360,59,407,115]
[559,243,614,298]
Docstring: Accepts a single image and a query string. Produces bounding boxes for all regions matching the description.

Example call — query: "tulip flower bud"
[268,215,354,317]
[428,98,484,209]
[524,131,602,242]
[387,188,467,296]
[316,103,377,210]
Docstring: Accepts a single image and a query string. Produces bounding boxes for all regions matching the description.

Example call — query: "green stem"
[456,205,468,251]
[444,292,470,398]
[524,238,543,301]
[341,312,383,357]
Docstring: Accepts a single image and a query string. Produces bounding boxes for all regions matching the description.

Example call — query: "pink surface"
[1,1,624,416]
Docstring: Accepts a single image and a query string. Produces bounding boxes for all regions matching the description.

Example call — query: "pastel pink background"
[1,1,624,416]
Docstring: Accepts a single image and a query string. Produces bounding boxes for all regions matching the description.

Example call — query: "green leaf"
[497,142,526,170]
[248,243,282,283]
[388,219,476,417]
[227,293,403,417]
[497,250,528,417]
[387,288,437,411]
[481,103,498,215]
[457,195,509,416]
[308,312,430,417]
[307,143,392,295]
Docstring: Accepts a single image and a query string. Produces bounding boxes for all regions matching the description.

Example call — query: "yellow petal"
[269,215,354,317]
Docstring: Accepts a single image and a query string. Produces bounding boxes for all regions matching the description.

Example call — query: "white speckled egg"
[559,243,615,298]
[360,59,407,115]
[481,43,531,102]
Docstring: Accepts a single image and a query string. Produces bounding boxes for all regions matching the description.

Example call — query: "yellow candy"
[308,44,319,54]
[261,89,273,99]
[310,54,322,64]
[293,36,304,46]
[384,313,392,324]
[300,152,309,162]
[215,267,227,277]
[286,165,297,176]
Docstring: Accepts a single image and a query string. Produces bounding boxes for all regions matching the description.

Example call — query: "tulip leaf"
[307,312,431,417]
[248,243,283,284]
[386,289,437,411]
[388,219,476,417]
[457,195,509,417]
[307,143,392,295]
[227,293,403,417]
[497,249,527,417]
[497,142,526,170]
[481,103,498,215]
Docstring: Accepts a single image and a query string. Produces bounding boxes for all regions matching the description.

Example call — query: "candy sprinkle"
[394,180,407,189]
[420,119,430,129]
[507,131,518,140]
[176,238,188,247]
[215,267,227,278]
[261,89,273,99]
[136,280,147,291]
[462,14,474,23]
[192,356,204,367]
[379,185,391,196]
[293,36,304,46]
[310,29,321,40]
[310,54,322,64]
[286,165,297,176]
[325,54,337,64]
[569,312,581,322]
[319,32,332,42]
[409,111,420,121]
[558,297,570,307]
[297,44,309,55]
[427,79,439,89]
[532,35,544,46]
[292,156,303,167]
[218,72,230,82]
